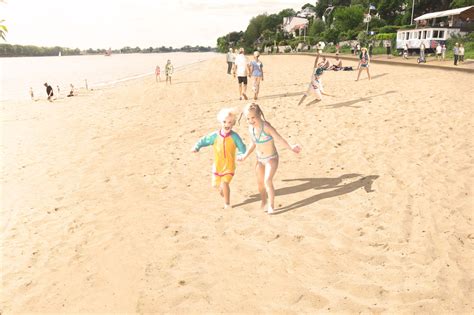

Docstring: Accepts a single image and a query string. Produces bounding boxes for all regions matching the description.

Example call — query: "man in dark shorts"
[44,82,54,102]
[232,48,250,100]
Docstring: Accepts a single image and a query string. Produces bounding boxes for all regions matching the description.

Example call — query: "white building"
[282,16,309,36]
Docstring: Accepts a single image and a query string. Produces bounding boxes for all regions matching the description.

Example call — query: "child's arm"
[313,53,320,69]
[238,141,255,161]
[266,123,302,153]
[191,132,217,153]
[231,132,247,156]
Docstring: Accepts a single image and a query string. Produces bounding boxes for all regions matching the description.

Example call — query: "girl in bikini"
[238,103,301,214]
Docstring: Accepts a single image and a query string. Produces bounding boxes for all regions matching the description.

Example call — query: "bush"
[376,25,400,34]
[284,47,292,53]
[375,33,396,40]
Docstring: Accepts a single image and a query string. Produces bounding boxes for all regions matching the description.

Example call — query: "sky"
[2,0,308,49]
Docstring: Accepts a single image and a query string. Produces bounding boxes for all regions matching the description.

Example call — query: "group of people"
[196,48,374,212]
[192,104,301,213]
[155,59,174,84]
[405,42,466,65]
[32,83,76,102]
[227,47,264,101]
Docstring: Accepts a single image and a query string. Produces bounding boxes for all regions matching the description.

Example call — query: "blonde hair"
[253,51,260,57]
[238,103,266,124]
[217,107,237,123]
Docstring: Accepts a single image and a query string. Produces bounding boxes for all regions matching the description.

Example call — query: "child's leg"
[242,82,248,100]
[356,68,362,81]
[264,158,279,214]
[255,162,267,210]
[221,182,230,207]
[366,67,371,80]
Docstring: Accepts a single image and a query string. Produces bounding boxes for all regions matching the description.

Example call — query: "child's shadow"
[234,174,379,214]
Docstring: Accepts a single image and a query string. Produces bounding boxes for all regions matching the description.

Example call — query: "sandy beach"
[1,55,473,313]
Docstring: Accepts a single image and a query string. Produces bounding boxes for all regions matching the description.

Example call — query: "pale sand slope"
[1,55,473,313]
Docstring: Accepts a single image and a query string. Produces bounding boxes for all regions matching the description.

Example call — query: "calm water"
[0,52,218,101]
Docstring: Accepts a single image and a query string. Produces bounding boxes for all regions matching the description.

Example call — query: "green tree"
[0,19,7,41]
[309,19,326,37]
[333,5,365,33]
[451,0,474,7]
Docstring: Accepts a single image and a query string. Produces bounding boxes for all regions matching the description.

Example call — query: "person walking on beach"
[385,40,392,59]
[420,42,426,61]
[453,43,460,66]
[44,82,54,102]
[459,44,465,63]
[165,60,174,84]
[192,108,246,209]
[436,43,442,61]
[226,48,235,75]
[403,43,409,59]
[442,44,447,61]
[356,47,371,81]
[155,65,161,82]
[29,87,34,100]
[233,47,250,100]
[238,103,301,214]
[249,51,264,100]
[368,42,373,57]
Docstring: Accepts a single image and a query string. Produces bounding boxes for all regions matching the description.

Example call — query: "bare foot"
[260,201,267,212]
[242,93,248,100]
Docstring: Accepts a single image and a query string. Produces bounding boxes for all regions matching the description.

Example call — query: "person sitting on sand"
[237,103,301,214]
[44,82,54,102]
[356,47,371,81]
[328,54,343,71]
[192,108,246,209]
[67,84,75,97]
[317,56,331,70]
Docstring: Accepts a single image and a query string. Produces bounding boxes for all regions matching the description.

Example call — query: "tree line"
[0,44,214,57]
[216,0,474,53]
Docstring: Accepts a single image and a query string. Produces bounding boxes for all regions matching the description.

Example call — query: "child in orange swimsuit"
[192,108,246,209]
[238,103,301,214]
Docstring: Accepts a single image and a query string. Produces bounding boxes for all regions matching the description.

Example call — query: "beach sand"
[1,55,473,313]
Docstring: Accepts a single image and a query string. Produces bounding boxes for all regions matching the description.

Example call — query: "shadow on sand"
[234,174,379,214]
[324,90,396,109]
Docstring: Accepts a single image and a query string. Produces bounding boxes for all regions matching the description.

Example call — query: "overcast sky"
[2,0,307,49]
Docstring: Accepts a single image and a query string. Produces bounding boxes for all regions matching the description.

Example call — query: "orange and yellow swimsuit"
[194,130,246,186]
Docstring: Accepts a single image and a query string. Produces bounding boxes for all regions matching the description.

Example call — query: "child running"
[238,103,301,214]
[249,51,264,100]
[192,108,246,209]
[298,53,332,105]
